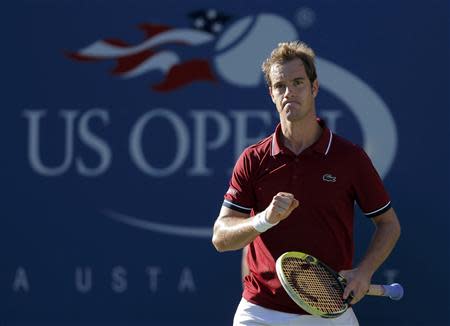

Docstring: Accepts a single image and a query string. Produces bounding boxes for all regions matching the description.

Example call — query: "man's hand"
[339,208,401,305]
[265,192,299,224]
[339,268,372,305]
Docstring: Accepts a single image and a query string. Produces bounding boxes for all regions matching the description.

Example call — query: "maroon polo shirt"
[223,120,391,314]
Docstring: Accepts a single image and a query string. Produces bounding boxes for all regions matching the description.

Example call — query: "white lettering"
[146,266,161,293]
[8,265,199,295]
[111,266,127,293]
[319,109,342,132]
[383,269,400,284]
[178,267,196,293]
[130,109,189,177]
[188,110,231,176]
[13,266,30,292]
[23,110,78,176]
[75,266,92,293]
[23,109,284,177]
[76,109,112,176]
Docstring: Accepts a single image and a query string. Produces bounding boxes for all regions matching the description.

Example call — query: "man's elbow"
[394,219,401,241]
[385,214,401,244]
[212,234,226,252]
[390,211,401,239]
[211,225,229,252]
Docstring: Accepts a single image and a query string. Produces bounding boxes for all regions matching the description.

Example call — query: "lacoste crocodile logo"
[322,174,336,182]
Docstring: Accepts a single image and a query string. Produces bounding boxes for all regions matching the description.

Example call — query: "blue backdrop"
[2,1,449,325]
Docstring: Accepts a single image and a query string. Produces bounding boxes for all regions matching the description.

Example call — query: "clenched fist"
[265,192,299,224]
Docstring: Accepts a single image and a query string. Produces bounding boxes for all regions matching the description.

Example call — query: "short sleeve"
[352,148,391,218]
[222,149,256,214]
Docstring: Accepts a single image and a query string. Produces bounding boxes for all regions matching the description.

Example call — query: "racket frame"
[276,251,349,318]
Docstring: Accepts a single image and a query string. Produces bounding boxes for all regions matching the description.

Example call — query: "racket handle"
[368,283,404,300]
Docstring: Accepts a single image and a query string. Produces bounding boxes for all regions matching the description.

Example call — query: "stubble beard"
[283,103,304,123]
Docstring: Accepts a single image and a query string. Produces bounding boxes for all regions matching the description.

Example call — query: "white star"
[212,22,223,33]
[194,17,205,29]
[206,9,217,20]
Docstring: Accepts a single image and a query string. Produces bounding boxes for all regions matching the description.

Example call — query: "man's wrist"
[252,210,279,233]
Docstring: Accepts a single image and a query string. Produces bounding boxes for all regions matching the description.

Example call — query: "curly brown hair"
[262,41,317,87]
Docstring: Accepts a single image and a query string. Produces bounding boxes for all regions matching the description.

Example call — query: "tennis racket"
[275,251,404,318]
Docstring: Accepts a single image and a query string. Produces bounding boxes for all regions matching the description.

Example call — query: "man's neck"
[280,117,322,155]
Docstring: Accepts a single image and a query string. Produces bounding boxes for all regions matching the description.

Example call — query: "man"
[212,41,401,325]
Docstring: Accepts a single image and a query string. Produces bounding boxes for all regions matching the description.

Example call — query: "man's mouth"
[283,101,298,109]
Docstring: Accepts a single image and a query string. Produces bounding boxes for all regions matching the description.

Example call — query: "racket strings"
[282,257,346,314]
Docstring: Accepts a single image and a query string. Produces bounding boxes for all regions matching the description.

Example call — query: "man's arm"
[212,206,257,252]
[340,207,401,304]
[212,193,299,252]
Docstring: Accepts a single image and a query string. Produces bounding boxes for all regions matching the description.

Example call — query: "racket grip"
[382,283,404,300]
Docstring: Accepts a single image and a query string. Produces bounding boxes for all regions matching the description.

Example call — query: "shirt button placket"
[293,157,300,180]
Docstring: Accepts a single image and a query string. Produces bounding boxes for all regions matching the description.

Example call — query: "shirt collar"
[271,118,333,157]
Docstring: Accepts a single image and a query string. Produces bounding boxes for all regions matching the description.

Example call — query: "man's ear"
[312,79,319,98]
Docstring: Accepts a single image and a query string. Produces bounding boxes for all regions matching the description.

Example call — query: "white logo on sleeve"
[226,187,238,196]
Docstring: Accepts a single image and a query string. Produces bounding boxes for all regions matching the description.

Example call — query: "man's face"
[269,58,319,123]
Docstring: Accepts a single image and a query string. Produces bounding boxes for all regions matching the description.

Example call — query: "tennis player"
[212,41,401,325]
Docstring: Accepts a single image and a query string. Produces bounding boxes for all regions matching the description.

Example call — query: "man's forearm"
[358,209,401,276]
[212,216,260,252]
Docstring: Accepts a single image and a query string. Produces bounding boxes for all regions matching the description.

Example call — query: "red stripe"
[64,51,101,62]
[103,38,129,47]
[111,50,156,75]
[152,59,216,92]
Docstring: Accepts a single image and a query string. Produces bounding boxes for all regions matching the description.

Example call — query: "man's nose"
[284,85,295,97]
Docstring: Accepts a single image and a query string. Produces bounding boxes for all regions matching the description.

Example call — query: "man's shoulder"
[243,133,273,156]
[234,134,273,173]
[331,133,365,157]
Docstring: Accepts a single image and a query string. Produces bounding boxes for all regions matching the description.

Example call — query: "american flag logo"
[66,9,231,92]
